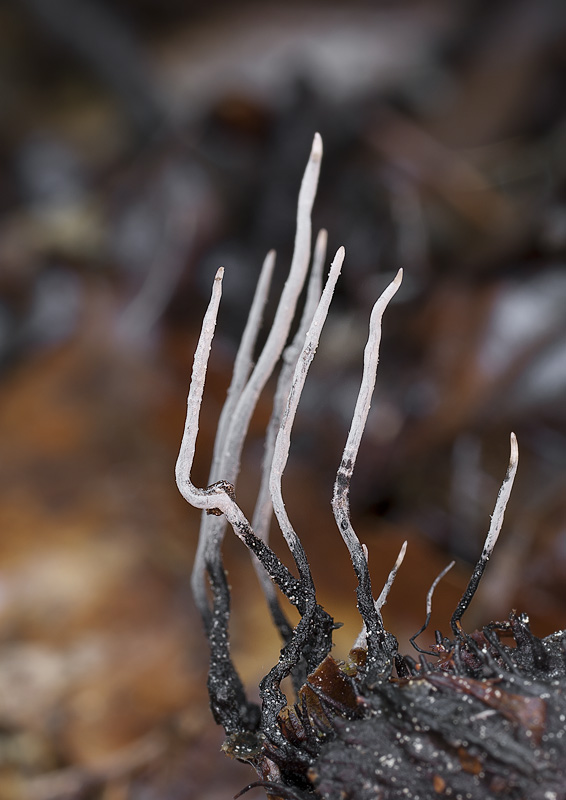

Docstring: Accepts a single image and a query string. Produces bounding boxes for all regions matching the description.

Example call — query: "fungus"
[176,135,566,799]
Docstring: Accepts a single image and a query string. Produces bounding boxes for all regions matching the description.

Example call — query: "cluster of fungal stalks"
[176,135,566,799]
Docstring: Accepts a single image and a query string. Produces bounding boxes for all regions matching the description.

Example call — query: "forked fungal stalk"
[251,229,327,641]
[268,244,345,586]
[191,134,322,630]
[177,135,566,799]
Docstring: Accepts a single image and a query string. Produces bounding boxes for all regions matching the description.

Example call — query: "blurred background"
[1,0,566,797]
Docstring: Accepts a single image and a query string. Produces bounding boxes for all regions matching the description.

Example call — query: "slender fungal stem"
[210,249,276,484]
[410,561,456,655]
[252,229,327,639]
[451,432,519,635]
[192,135,323,624]
[175,267,224,511]
[354,540,407,651]
[269,246,345,579]
[332,269,403,668]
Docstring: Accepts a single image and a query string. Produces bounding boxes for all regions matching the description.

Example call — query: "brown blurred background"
[1,0,566,797]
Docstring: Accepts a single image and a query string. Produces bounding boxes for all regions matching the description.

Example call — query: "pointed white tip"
[510,432,518,466]
[327,246,345,281]
[312,132,323,161]
[215,266,224,281]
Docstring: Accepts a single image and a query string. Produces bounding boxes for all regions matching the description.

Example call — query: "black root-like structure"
[176,134,566,799]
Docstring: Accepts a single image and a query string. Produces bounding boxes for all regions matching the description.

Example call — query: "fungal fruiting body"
[176,135,566,799]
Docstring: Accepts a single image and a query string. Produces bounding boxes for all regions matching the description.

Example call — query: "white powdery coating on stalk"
[189,249,274,618]
[173,267,267,607]
[175,135,526,756]
[253,229,327,545]
[269,246,345,567]
[192,134,322,617]
[175,267,224,503]
[482,432,519,561]
[451,432,519,633]
[375,540,407,613]
[217,132,323,487]
[252,229,327,607]
[210,249,276,483]
[332,270,403,585]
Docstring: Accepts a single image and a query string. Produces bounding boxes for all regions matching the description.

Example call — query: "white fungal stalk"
[175,134,520,729]
[450,432,519,634]
[269,245,345,573]
[190,134,322,623]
